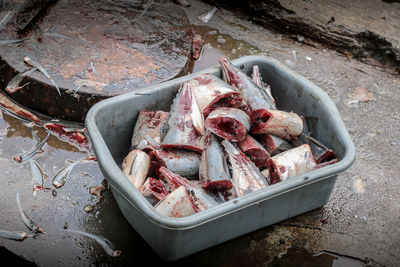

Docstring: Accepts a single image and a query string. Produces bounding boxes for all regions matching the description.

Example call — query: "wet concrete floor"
[1,0,399,266]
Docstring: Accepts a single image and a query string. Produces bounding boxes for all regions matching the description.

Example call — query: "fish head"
[219,57,241,87]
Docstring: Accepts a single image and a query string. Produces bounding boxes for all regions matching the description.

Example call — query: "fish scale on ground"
[121,57,337,218]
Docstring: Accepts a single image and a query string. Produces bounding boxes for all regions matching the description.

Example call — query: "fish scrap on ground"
[16,192,44,234]
[13,131,50,163]
[0,93,42,125]
[24,56,61,96]
[44,122,89,150]
[65,229,121,257]
[0,230,31,241]
[30,159,51,199]
[120,57,338,218]
[198,7,217,23]
[5,67,37,94]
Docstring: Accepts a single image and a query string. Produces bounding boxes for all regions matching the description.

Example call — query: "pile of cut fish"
[122,57,337,218]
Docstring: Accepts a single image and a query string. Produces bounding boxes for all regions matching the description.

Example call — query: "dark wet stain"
[269,247,383,267]
[0,246,37,267]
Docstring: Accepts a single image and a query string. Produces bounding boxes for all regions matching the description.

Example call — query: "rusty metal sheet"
[0,0,193,121]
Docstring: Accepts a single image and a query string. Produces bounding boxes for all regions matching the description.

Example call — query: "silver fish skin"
[221,140,268,197]
[155,186,198,218]
[24,56,60,96]
[150,149,200,178]
[188,73,242,117]
[16,192,44,234]
[52,161,79,188]
[13,131,50,163]
[198,7,217,23]
[251,109,303,140]
[258,134,292,156]
[30,159,49,199]
[161,82,203,153]
[267,144,317,184]
[130,110,169,151]
[0,230,30,241]
[205,107,251,142]
[219,57,276,112]
[158,167,221,211]
[251,65,274,104]
[121,150,150,190]
[199,131,232,192]
[0,37,30,46]
[65,229,121,257]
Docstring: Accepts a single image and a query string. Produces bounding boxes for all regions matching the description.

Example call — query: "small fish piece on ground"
[121,150,150,190]
[84,205,94,213]
[89,185,105,198]
[16,192,44,234]
[0,93,42,125]
[188,73,243,117]
[24,56,60,96]
[5,67,37,94]
[200,131,233,192]
[219,57,276,115]
[0,230,30,241]
[198,7,217,23]
[160,82,203,153]
[250,109,303,140]
[266,144,317,184]
[158,167,221,211]
[192,34,204,60]
[44,123,89,150]
[349,86,374,103]
[140,177,169,206]
[13,131,50,163]
[130,110,169,151]
[222,140,269,197]
[65,229,121,257]
[237,135,270,169]
[257,134,292,156]
[251,65,275,104]
[150,149,200,178]
[52,161,79,188]
[205,107,251,142]
[155,186,199,217]
[30,159,51,199]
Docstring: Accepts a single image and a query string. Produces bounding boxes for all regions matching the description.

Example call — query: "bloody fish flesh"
[154,186,199,218]
[122,150,150,190]
[149,149,200,178]
[205,107,250,142]
[158,167,220,211]
[237,135,270,169]
[221,140,268,197]
[0,93,42,125]
[192,34,204,59]
[219,57,276,114]
[250,109,303,140]
[266,144,317,184]
[258,134,292,156]
[44,123,89,150]
[199,131,232,192]
[130,110,169,151]
[160,82,203,153]
[140,177,169,206]
[188,73,243,117]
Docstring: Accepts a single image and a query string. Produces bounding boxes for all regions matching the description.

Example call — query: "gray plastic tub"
[85,56,356,261]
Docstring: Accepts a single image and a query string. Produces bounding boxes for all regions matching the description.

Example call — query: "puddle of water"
[269,247,381,267]
[188,25,261,73]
